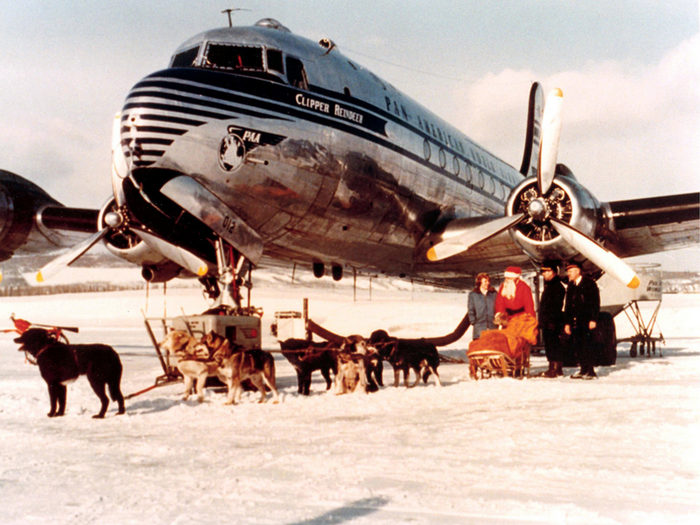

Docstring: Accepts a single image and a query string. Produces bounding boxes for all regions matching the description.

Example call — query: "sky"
[0,0,698,269]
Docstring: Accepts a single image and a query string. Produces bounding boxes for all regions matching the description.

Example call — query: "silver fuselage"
[113,22,524,282]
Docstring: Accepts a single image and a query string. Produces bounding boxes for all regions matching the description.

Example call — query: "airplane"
[1,17,698,311]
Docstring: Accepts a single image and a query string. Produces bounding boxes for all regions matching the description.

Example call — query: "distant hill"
[1,252,698,296]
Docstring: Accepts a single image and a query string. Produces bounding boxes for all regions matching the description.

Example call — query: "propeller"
[427,213,524,262]
[427,85,640,289]
[550,219,640,288]
[538,88,563,195]
[35,208,210,283]
[35,210,123,283]
[35,228,110,283]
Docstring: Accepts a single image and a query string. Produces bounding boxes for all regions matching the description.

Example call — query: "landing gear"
[198,237,259,316]
[616,300,664,358]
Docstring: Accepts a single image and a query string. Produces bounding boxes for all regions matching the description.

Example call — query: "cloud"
[448,34,700,200]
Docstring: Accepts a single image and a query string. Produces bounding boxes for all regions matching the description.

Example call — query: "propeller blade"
[538,88,563,195]
[35,228,109,283]
[427,213,525,261]
[550,219,640,288]
[134,230,209,278]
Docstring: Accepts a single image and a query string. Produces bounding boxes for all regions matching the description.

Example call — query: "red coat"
[495,279,535,318]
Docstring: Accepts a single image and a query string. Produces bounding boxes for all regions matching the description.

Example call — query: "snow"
[1,283,699,524]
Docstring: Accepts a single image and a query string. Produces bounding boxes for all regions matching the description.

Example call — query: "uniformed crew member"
[563,260,601,379]
[537,260,566,378]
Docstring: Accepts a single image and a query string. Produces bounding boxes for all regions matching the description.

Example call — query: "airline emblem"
[218,134,245,172]
[218,126,286,172]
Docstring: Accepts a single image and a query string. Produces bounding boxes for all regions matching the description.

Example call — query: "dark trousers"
[542,325,563,363]
[568,322,595,369]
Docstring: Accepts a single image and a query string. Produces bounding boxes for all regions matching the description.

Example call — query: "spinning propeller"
[427,86,640,289]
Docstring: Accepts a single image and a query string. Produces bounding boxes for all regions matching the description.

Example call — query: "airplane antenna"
[222,8,250,27]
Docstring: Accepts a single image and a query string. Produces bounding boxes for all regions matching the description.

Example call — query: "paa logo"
[218,126,286,172]
[218,133,245,172]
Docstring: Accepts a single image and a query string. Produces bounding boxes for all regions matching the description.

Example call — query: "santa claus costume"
[494,266,535,318]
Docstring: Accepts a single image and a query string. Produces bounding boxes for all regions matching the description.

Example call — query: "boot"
[570,367,586,379]
[554,362,563,377]
[583,365,597,380]
[538,362,558,378]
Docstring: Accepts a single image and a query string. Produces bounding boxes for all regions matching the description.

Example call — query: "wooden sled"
[467,347,531,380]
[466,313,537,380]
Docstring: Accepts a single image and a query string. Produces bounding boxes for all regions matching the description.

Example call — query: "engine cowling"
[97,199,188,282]
[506,166,601,262]
[0,170,74,261]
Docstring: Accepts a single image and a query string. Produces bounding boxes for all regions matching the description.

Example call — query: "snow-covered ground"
[1,283,699,524]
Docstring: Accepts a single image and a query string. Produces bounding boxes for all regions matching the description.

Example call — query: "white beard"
[502,280,516,300]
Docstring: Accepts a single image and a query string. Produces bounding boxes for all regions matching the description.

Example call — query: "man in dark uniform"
[563,260,601,379]
[537,260,566,378]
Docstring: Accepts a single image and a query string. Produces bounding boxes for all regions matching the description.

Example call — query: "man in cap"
[494,266,535,320]
[537,260,566,378]
[563,260,601,379]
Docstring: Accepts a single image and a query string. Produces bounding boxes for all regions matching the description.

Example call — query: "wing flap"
[604,192,699,258]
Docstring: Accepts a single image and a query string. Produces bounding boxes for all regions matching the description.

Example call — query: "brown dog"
[15,328,125,418]
[335,335,382,394]
[197,332,279,405]
[159,330,218,402]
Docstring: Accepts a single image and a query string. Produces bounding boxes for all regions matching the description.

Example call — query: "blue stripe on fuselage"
[126,68,507,205]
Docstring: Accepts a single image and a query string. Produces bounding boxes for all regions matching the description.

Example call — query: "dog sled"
[130,309,264,399]
[466,314,538,380]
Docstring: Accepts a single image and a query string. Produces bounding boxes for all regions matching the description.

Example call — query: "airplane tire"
[630,343,637,358]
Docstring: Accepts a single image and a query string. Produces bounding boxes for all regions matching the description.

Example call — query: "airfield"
[1,277,699,524]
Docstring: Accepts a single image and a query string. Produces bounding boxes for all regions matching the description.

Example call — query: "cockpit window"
[267,49,284,74]
[170,45,200,68]
[205,44,264,71]
[286,56,309,90]
[194,42,307,87]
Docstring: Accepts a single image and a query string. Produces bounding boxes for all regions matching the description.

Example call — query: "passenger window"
[286,56,309,90]
[267,49,284,74]
[171,46,200,68]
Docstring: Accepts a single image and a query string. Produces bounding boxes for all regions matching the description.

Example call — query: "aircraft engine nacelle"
[98,199,188,282]
[0,169,95,262]
[506,166,601,262]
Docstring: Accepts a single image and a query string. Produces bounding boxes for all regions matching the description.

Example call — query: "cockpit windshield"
[204,44,264,71]
[169,41,308,89]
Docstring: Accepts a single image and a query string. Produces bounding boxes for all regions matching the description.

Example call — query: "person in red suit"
[494,266,535,319]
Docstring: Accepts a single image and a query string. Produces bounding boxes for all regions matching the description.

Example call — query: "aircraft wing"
[603,192,699,258]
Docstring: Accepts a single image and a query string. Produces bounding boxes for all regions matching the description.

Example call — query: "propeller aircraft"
[1,18,698,310]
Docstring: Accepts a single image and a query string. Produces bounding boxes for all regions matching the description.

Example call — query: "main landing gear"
[198,238,261,316]
[616,300,664,358]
